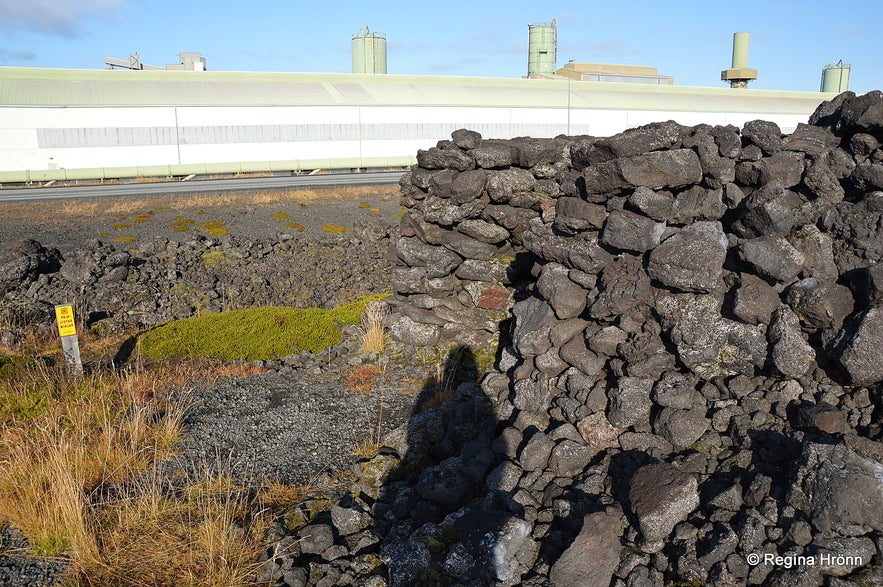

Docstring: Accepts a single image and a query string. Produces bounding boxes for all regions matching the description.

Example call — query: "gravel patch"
[162,363,423,486]
[0,527,68,587]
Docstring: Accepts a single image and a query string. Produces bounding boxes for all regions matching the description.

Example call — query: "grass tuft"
[358,301,388,354]
[342,365,383,393]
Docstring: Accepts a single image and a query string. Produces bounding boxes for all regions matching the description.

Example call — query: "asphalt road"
[0,171,404,203]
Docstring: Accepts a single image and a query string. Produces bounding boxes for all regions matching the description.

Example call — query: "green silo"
[527,19,557,78]
[352,26,387,74]
[821,60,851,93]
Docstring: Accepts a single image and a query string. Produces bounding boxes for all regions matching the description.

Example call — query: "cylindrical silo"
[352,26,387,74]
[527,19,557,78]
[820,60,851,93]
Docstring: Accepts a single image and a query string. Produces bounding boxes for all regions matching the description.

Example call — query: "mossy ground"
[139,294,388,361]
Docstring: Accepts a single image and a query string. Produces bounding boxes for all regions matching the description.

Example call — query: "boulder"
[788,442,883,537]
[600,209,666,253]
[512,295,555,356]
[653,406,709,448]
[833,306,883,386]
[785,278,853,330]
[485,167,536,202]
[456,219,510,244]
[450,169,488,205]
[647,225,727,293]
[451,128,482,149]
[619,148,703,190]
[536,262,588,320]
[603,120,685,157]
[607,376,654,429]
[768,306,816,379]
[0,240,61,293]
[552,196,607,234]
[656,293,768,379]
[450,511,537,585]
[589,254,652,318]
[732,273,781,325]
[741,120,782,154]
[549,509,624,587]
[628,186,676,221]
[629,462,699,547]
[738,236,805,283]
[472,144,514,169]
[417,146,475,171]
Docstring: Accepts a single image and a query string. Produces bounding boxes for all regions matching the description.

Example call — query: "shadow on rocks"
[374,344,526,586]
[253,345,511,586]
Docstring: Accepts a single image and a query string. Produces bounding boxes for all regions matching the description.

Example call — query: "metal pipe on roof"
[731,32,751,69]
[721,32,758,89]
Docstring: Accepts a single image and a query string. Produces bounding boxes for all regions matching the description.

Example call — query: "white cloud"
[0,0,126,38]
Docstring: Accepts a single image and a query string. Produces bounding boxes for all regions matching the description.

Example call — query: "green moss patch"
[200,250,227,267]
[168,218,194,232]
[139,294,388,361]
[322,223,351,234]
[270,211,292,219]
[195,220,225,230]
[286,222,305,232]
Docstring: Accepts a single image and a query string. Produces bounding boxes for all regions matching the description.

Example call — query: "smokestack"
[721,32,758,88]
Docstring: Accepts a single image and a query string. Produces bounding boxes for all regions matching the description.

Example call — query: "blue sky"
[0,0,879,93]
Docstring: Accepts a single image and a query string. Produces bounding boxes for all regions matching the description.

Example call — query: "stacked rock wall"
[376,91,883,585]
[391,91,883,387]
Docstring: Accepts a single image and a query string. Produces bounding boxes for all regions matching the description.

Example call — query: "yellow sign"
[55,305,77,337]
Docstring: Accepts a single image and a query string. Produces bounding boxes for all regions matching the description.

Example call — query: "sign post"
[54,304,83,376]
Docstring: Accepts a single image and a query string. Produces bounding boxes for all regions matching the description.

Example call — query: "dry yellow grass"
[342,364,384,394]
[351,436,383,460]
[418,346,471,411]
[0,363,186,557]
[78,470,271,587]
[1,185,400,224]
[358,300,388,354]
[0,339,275,585]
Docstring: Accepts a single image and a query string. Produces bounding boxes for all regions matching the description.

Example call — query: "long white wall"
[0,103,813,178]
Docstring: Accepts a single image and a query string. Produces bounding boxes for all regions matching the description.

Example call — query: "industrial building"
[0,25,850,185]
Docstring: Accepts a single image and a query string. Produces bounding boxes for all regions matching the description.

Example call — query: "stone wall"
[390,90,883,387]
[372,91,883,585]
